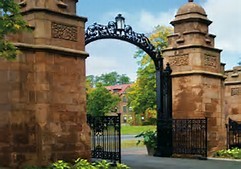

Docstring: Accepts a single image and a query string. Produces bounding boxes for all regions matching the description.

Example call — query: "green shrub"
[115,163,130,169]
[214,147,241,159]
[142,118,156,126]
[135,130,157,149]
[73,158,95,169]
[52,160,71,169]
[94,160,110,169]
[24,159,130,169]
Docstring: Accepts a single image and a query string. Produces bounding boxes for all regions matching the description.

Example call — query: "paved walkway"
[121,148,241,169]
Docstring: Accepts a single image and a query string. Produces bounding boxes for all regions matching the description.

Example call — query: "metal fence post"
[118,113,121,163]
[205,117,208,157]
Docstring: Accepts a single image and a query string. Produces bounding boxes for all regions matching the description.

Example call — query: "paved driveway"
[122,148,241,169]
[122,154,241,169]
[122,135,139,141]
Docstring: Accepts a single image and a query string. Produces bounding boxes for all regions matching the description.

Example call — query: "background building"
[106,84,134,124]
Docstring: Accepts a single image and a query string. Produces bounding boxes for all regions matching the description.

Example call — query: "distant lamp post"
[114,106,118,113]
[115,14,125,31]
[141,116,145,122]
[123,116,127,123]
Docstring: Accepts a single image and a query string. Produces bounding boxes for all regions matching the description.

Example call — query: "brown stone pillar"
[162,1,226,156]
[0,0,90,167]
[225,66,241,121]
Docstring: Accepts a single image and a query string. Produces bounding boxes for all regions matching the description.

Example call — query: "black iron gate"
[158,118,207,158]
[227,118,241,149]
[87,114,207,161]
[172,118,208,157]
[85,14,173,158]
[87,114,121,164]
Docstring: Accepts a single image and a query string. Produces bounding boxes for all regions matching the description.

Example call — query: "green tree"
[0,0,29,60]
[118,74,131,84]
[86,75,96,88]
[88,71,131,87]
[127,25,173,115]
[87,84,120,116]
[95,71,119,86]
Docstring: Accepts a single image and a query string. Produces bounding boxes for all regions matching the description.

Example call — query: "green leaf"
[87,85,120,116]
[0,0,31,60]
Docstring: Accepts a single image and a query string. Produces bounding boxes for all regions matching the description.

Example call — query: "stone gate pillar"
[0,0,90,167]
[162,1,226,155]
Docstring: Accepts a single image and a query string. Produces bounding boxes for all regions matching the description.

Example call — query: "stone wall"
[225,66,241,121]
[0,51,90,167]
[0,1,90,168]
[0,57,21,167]
[162,1,227,156]
[163,47,226,155]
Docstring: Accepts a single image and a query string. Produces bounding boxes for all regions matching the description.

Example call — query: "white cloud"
[85,40,138,81]
[204,0,241,53]
[137,10,176,32]
[95,9,176,33]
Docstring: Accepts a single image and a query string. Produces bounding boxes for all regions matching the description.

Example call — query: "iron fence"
[87,115,207,161]
[87,114,121,164]
[227,118,241,149]
[172,118,208,157]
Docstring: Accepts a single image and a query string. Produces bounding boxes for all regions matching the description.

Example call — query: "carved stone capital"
[169,54,189,66]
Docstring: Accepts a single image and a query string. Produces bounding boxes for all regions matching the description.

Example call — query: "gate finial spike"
[165,63,172,73]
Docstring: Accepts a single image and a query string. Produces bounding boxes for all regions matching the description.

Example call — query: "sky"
[77,0,241,81]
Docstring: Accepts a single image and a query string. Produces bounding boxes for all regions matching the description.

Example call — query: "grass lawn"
[121,125,156,135]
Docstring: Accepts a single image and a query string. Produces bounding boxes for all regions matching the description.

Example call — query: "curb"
[208,157,241,162]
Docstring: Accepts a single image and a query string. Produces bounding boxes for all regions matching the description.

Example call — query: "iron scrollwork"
[85,20,157,61]
[86,14,173,158]
[172,118,208,157]
[87,114,121,164]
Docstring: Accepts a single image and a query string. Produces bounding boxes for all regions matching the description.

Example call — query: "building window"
[122,95,127,102]
[113,89,120,93]
[123,106,127,113]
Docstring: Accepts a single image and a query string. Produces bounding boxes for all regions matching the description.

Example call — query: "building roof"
[105,84,132,95]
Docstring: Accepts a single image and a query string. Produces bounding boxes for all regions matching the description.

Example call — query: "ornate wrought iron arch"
[85,14,173,157]
[85,16,159,66]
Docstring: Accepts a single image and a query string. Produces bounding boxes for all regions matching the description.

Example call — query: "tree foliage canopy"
[0,0,29,60]
[87,85,120,116]
[127,25,173,114]
[86,72,130,116]
[87,71,131,87]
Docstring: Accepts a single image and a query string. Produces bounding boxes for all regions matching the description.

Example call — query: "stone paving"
[121,147,241,169]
